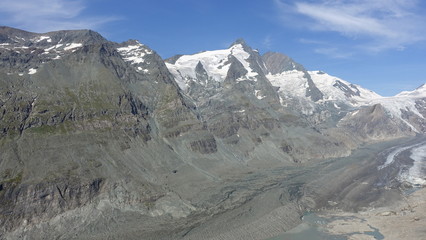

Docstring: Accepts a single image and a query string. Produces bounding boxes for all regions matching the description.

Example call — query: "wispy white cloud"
[299,38,328,45]
[0,0,118,32]
[298,38,354,58]
[262,35,273,49]
[314,48,353,59]
[275,0,426,55]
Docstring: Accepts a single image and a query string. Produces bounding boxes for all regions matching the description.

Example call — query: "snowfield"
[166,44,258,91]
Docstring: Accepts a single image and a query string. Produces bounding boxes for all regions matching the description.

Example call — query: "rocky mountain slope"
[0,26,425,239]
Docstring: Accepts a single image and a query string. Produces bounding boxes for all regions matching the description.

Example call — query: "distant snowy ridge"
[308,71,426,132]
[308,71,382,104]
[166,43,258,91]
[267,70,382,105]
[165,39,426,133]
[363,87,426,132]
[396,84,426,98]
[166,44,382,107]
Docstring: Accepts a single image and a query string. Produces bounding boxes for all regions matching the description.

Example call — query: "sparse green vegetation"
[27,125,58,134]
[64,87,79,103]
[144,200,155,209]
[1,171,23,185]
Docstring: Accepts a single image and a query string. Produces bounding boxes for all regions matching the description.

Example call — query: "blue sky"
[1,0,425,96]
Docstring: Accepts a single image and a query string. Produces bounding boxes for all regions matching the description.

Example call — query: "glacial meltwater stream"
[267,213,345,240]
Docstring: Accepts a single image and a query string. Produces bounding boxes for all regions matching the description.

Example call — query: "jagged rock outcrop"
[0,177,103,232]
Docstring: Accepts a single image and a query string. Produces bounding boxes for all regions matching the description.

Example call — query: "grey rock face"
[0,177,103,232]
[233,39,268,75]
[189,136,218,154]
[262,52,305,74]
[339,104,415,140]
[333,80,361,98]
[224,55,248,82]
[303,71,324,102]
[165,54,183,64]
[0,26,107,75]
[195,61,208,82]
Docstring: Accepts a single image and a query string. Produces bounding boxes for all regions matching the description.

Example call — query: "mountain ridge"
[165,38,426,134]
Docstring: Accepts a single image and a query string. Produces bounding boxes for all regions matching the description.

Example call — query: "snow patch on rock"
[117,41,154,72]
[28,68,37,75]
[33,36,52,43]
[63,43,83,51]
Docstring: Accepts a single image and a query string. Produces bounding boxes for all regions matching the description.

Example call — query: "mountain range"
[0,26,425,239]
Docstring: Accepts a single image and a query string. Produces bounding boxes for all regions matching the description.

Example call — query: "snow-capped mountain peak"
[396,84,426,98]
[229,38,249,49]
[165,40,261,91]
